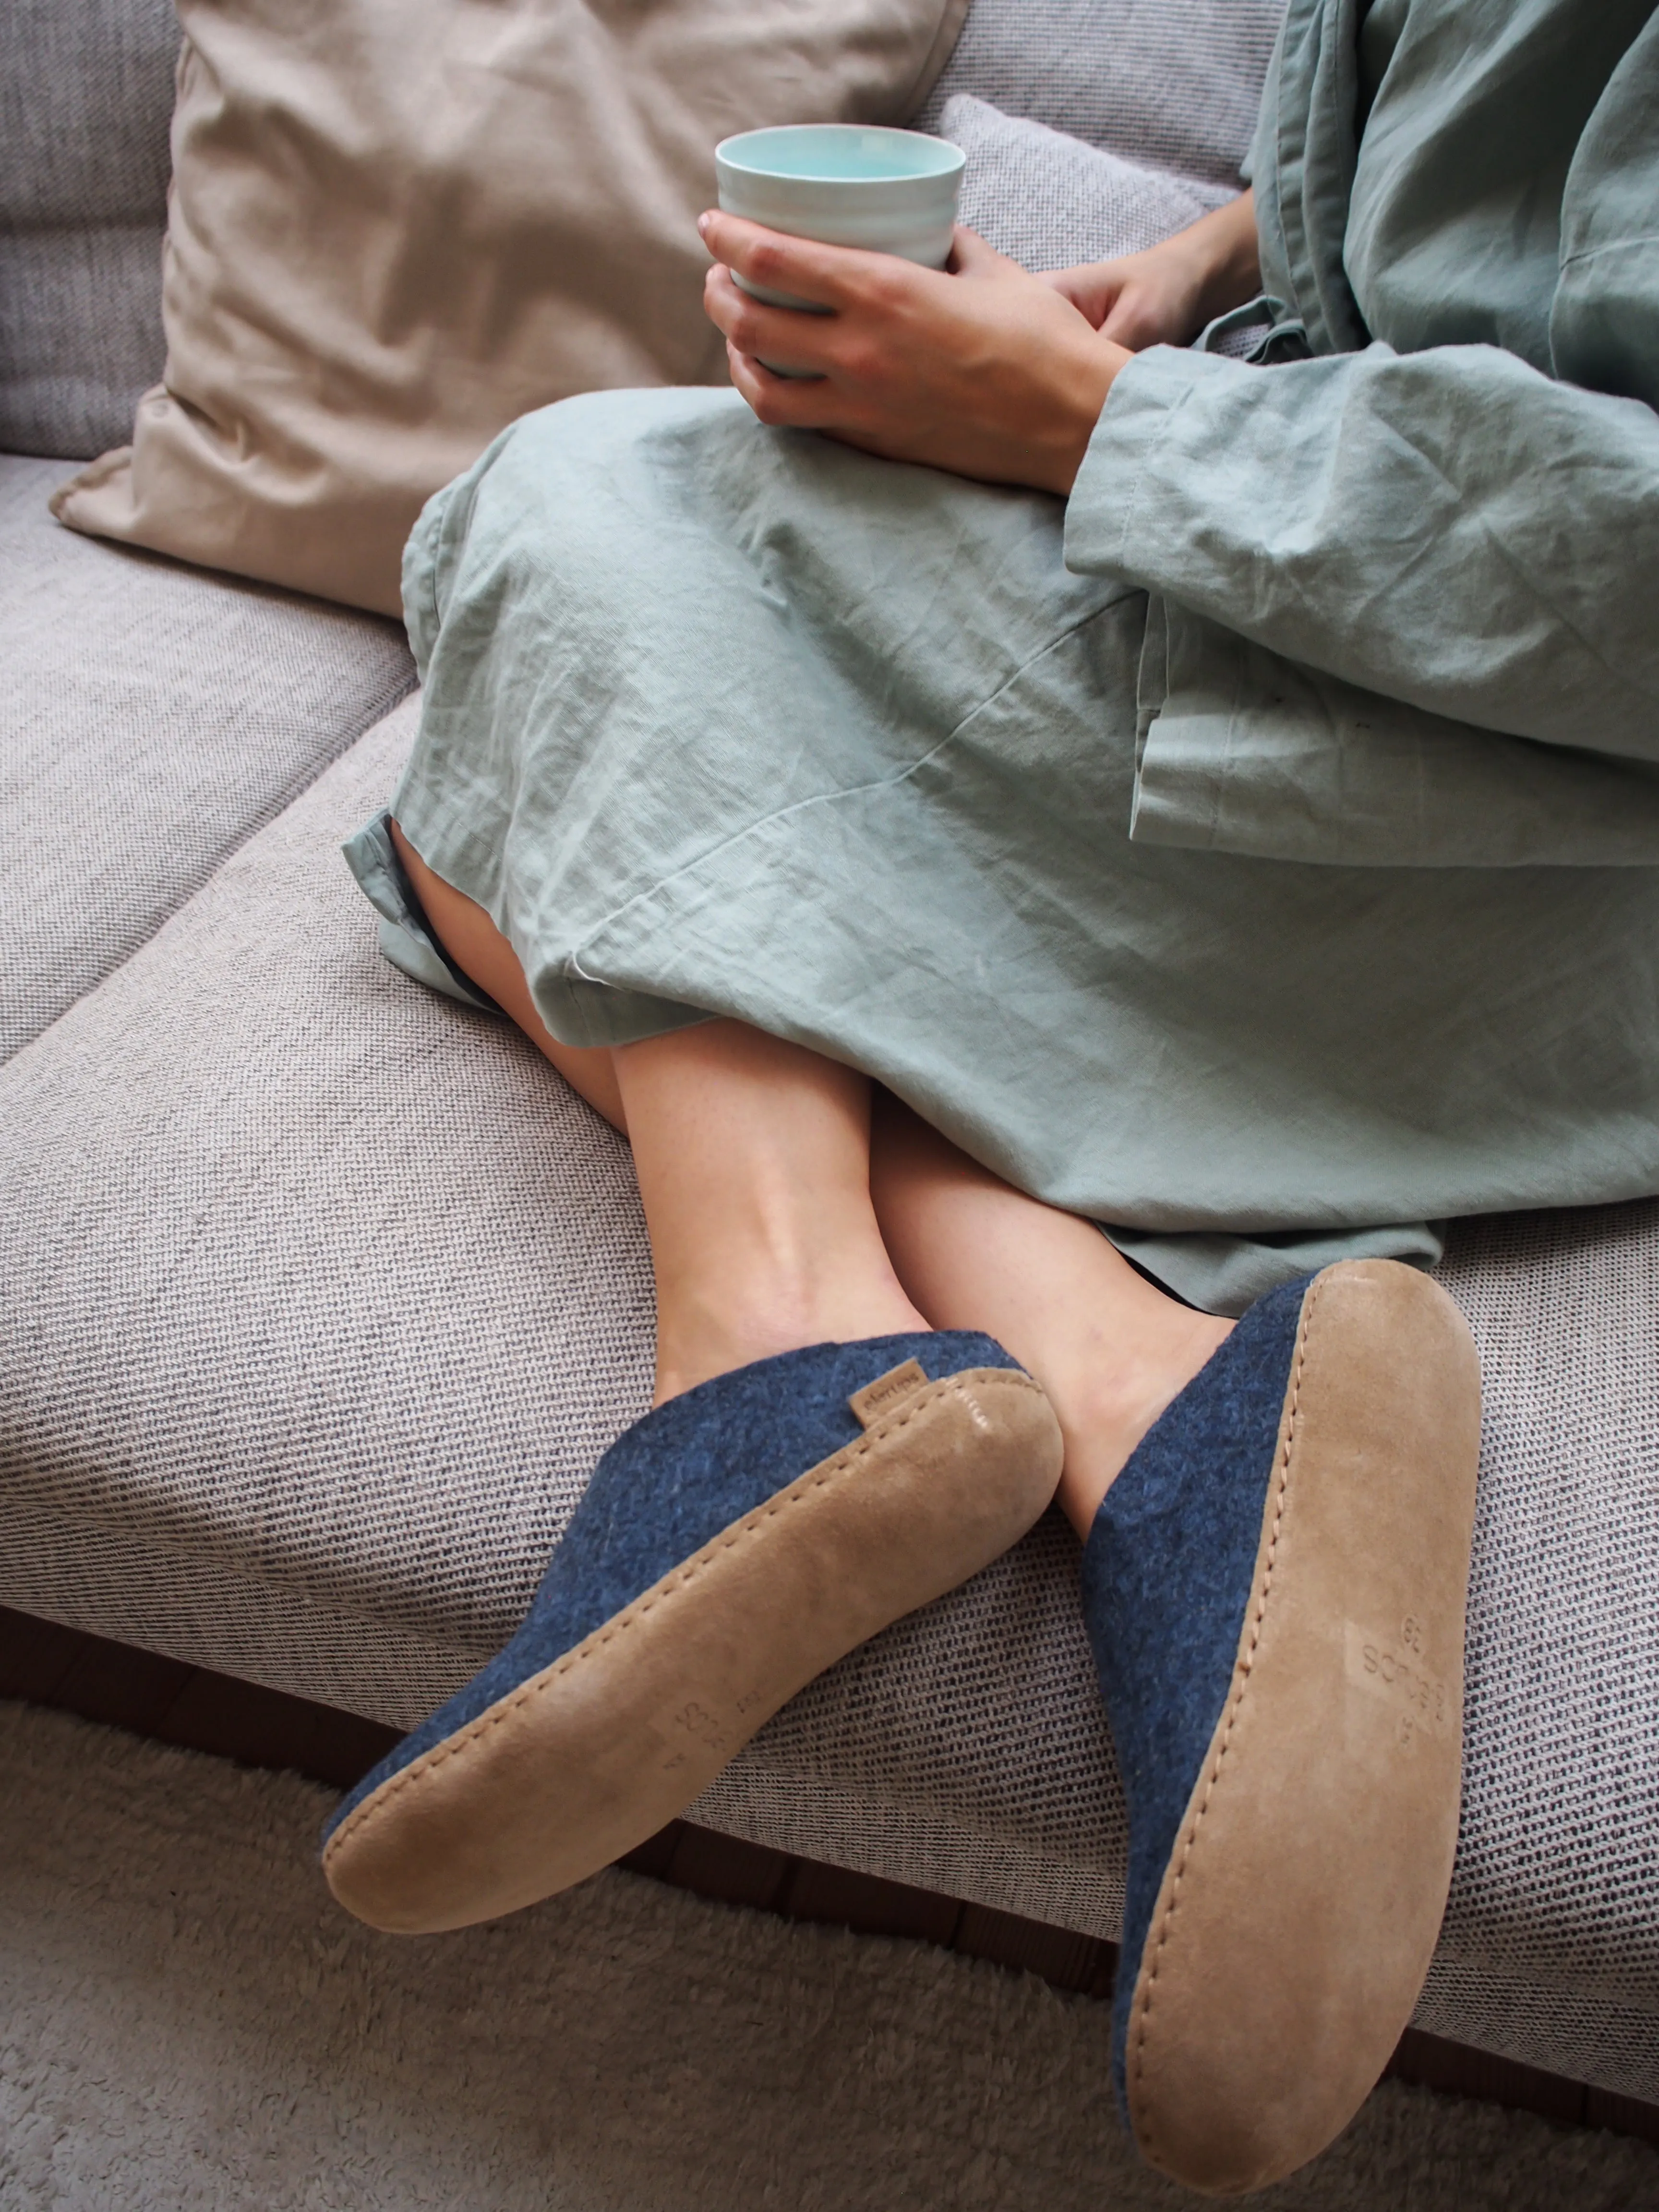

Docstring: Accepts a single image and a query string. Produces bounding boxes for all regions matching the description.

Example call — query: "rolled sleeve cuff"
[1063,346,1245,583]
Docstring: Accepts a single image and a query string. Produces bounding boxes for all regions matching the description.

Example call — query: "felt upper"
[1079,1274,1312,2117]
[323,1331,1018,1845]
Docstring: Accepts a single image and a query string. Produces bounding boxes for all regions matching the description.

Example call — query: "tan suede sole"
[1123,1260,1481,2196]
[324,1365,1062,1935]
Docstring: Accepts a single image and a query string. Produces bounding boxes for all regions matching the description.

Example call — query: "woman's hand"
[700,213,1129,497]
[1040,190,1261,353]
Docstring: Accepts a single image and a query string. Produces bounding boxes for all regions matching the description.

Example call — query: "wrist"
[1189,190,1262,327]
[1048,335,1131,496]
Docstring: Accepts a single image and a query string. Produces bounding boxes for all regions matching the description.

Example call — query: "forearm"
[1176,189,1261,329]
[1043,191,1261,351]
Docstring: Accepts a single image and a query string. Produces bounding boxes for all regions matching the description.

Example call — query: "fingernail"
[697,213,712,236]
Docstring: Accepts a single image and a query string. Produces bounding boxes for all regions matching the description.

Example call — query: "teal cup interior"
[716,124,967,187]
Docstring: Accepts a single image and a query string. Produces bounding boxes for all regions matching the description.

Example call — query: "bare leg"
[870,1092,1232,1541]
[390,819,627,1132]
[390,819,1220,1458]
[615,1023,926,1401]
[390,820,925,1403]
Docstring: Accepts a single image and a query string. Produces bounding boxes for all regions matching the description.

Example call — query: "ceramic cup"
[713,123,966,319]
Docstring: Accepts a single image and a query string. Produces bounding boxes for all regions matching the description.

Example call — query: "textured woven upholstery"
[0,702,660,1706]
[945,94,1229,270]
[0,455,415,1062]
[916,0,1285,187]
[7,0,1656,2112]
[0,703,1655,2098]
[0,0,178,459]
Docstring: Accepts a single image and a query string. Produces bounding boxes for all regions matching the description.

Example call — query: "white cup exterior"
[714,126,964,312]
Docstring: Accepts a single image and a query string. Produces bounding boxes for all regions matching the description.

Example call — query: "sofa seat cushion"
[0,456,415,1061]
[0,699,1655,2101]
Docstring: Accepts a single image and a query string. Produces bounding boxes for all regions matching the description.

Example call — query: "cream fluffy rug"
[0,1701,1653,2211]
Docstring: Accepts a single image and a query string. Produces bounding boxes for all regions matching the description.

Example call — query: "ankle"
[1053,1312,1234,1540]
[653,1269,929,1403]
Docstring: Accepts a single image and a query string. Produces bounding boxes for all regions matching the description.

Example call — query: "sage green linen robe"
[362,0,1659,1315]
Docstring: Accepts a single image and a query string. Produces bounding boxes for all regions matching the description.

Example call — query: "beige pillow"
[51,0,964,615]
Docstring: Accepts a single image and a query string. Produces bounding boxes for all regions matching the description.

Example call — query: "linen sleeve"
[1062,340,1659,865]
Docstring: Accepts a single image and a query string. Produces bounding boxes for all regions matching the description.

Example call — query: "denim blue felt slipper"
[1081,1260,1481,2196]
[324,1331,1061,1934]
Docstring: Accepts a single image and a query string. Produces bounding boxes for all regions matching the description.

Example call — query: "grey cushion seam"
[1419,1937,1659,2023]
[19,659,418,1049]
[5,1488,507,1671]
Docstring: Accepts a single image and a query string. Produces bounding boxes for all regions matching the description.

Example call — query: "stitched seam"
[569,610,1121,960]
[1559,234,1659,272]
[324,1368,1037,1863]
[1127,1274,1326,2151]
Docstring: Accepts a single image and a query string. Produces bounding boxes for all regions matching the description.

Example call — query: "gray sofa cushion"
[945,93,1229,270]
[0,455,415,1061]
[916,0,1286,188]
[0,0,178,459]
[0,699,1655,2100]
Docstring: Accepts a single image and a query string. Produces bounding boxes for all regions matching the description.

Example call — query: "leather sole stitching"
[323,1366,1042,1871]
[1126,1271,1324,2159]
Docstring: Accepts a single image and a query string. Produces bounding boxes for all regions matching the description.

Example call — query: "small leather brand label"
[1344,1618,1452,1743]
[849,1358,928,1430]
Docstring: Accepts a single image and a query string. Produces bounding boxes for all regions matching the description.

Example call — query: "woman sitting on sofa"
[325,0,1659,2191]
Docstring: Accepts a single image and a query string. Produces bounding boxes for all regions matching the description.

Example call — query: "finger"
[1038,261,1126,328]
[1096,298,1143,346]
[1099,286,1172,348]
[949,224,1026,280]
[1035,268,1101,318]
[725,342,845,430]
[698,209,882,313]
[703,264,837,376]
